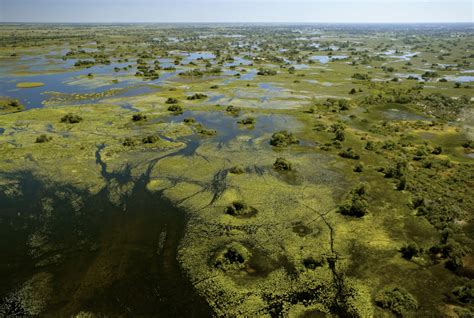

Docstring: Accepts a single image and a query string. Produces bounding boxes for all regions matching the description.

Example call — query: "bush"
[226,105,240,116]
[257,68,277,76]
[432,146,443,155]
[214,243,250,271]
[273,158,292,171]
[35,134,52,143]
[452,284,474,304]
[123,137,136,146]
[365,141,377,151]
[132,113,147,121]
[270,130,299,147]
[238,117,256,125]
[400,243,422,260]
[339,184,368,217]
[165,97,178,104]
[167,105,183,113]
[142,135,160,144]
[339,148,360,160]
[353,163,364,172]
[225,201,257,217]
[334,129,345,142]
[187,93,208,100]
[60,113,83,124]
[375,287,418,316]
[197,127,217,136]
[302,257,325,270]
[397,176,407,190]
[229,166,244,174]
[183,117,196,124]
[352,73,370,80]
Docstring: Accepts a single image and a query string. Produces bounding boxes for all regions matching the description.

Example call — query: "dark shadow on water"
[0,165,213,316]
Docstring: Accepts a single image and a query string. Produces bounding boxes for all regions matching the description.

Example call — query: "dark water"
[0,167,212,316]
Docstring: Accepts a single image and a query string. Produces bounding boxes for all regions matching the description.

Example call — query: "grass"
[15,81,45,88]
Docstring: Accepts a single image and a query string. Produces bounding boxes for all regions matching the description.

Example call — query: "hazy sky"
[1,0,473,23]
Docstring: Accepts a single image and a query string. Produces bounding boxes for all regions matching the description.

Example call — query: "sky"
[0,0,473,23]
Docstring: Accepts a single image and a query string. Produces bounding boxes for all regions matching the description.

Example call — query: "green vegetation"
[375,287,418,316]
[273,157,292,171]
[0,23,472,318]
[270,130,299,147]
[0,98,24,114]
[16,82,44,88]
[60,113,83,124]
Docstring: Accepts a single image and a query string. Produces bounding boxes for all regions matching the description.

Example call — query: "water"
[259,83,282,92]
[445,75,474,82]
[382,51,419,61]
[207,94,225,104]
[309,55,348,64]
[382,107,429,121]
[165,110,302,145]
[0,162,212,316]
[182,52,216,64]
[224,57,252,67]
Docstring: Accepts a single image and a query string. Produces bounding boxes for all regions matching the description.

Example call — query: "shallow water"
[165,110,303,144]
[310,55,348,64]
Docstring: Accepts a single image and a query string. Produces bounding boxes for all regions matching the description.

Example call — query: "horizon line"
[1,21,473,24]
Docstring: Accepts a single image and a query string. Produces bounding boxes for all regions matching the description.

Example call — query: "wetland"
[0,23,473,317]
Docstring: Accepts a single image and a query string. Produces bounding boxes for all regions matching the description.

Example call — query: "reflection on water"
[0,163,212,316]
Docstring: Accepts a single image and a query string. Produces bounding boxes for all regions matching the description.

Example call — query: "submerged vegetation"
[0,23,473,317]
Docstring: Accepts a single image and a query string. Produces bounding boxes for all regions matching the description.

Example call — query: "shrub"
[365,141,377,151]
[400,243,422,260]
[214,243,250,271]
[397,176,407,190]
[142,135,160,144]
[167,105,183,113]
[353,163,364,173]
[352,73,370,80]
[273,158,292,171]
[229,166,244,174]
[302,257,325,270]
[132,113,147,121]
[187,93,208,100]
[432,146,443,155]
[375,287,418,316]
[225,201,257,217]
[60,113,83,124]
[35,134,52,143]
[183,117,196,124]
[452,284,474,304]
[226,105,241,116]
[123,137,136,146]
[165,97,178,104]
[197,127,217,136]
[334,129,345,142]
[270,130,299,147]
[339,148,360,160]
[339,184,368,217]
[238,117,256,125]
[257,68,277,76]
